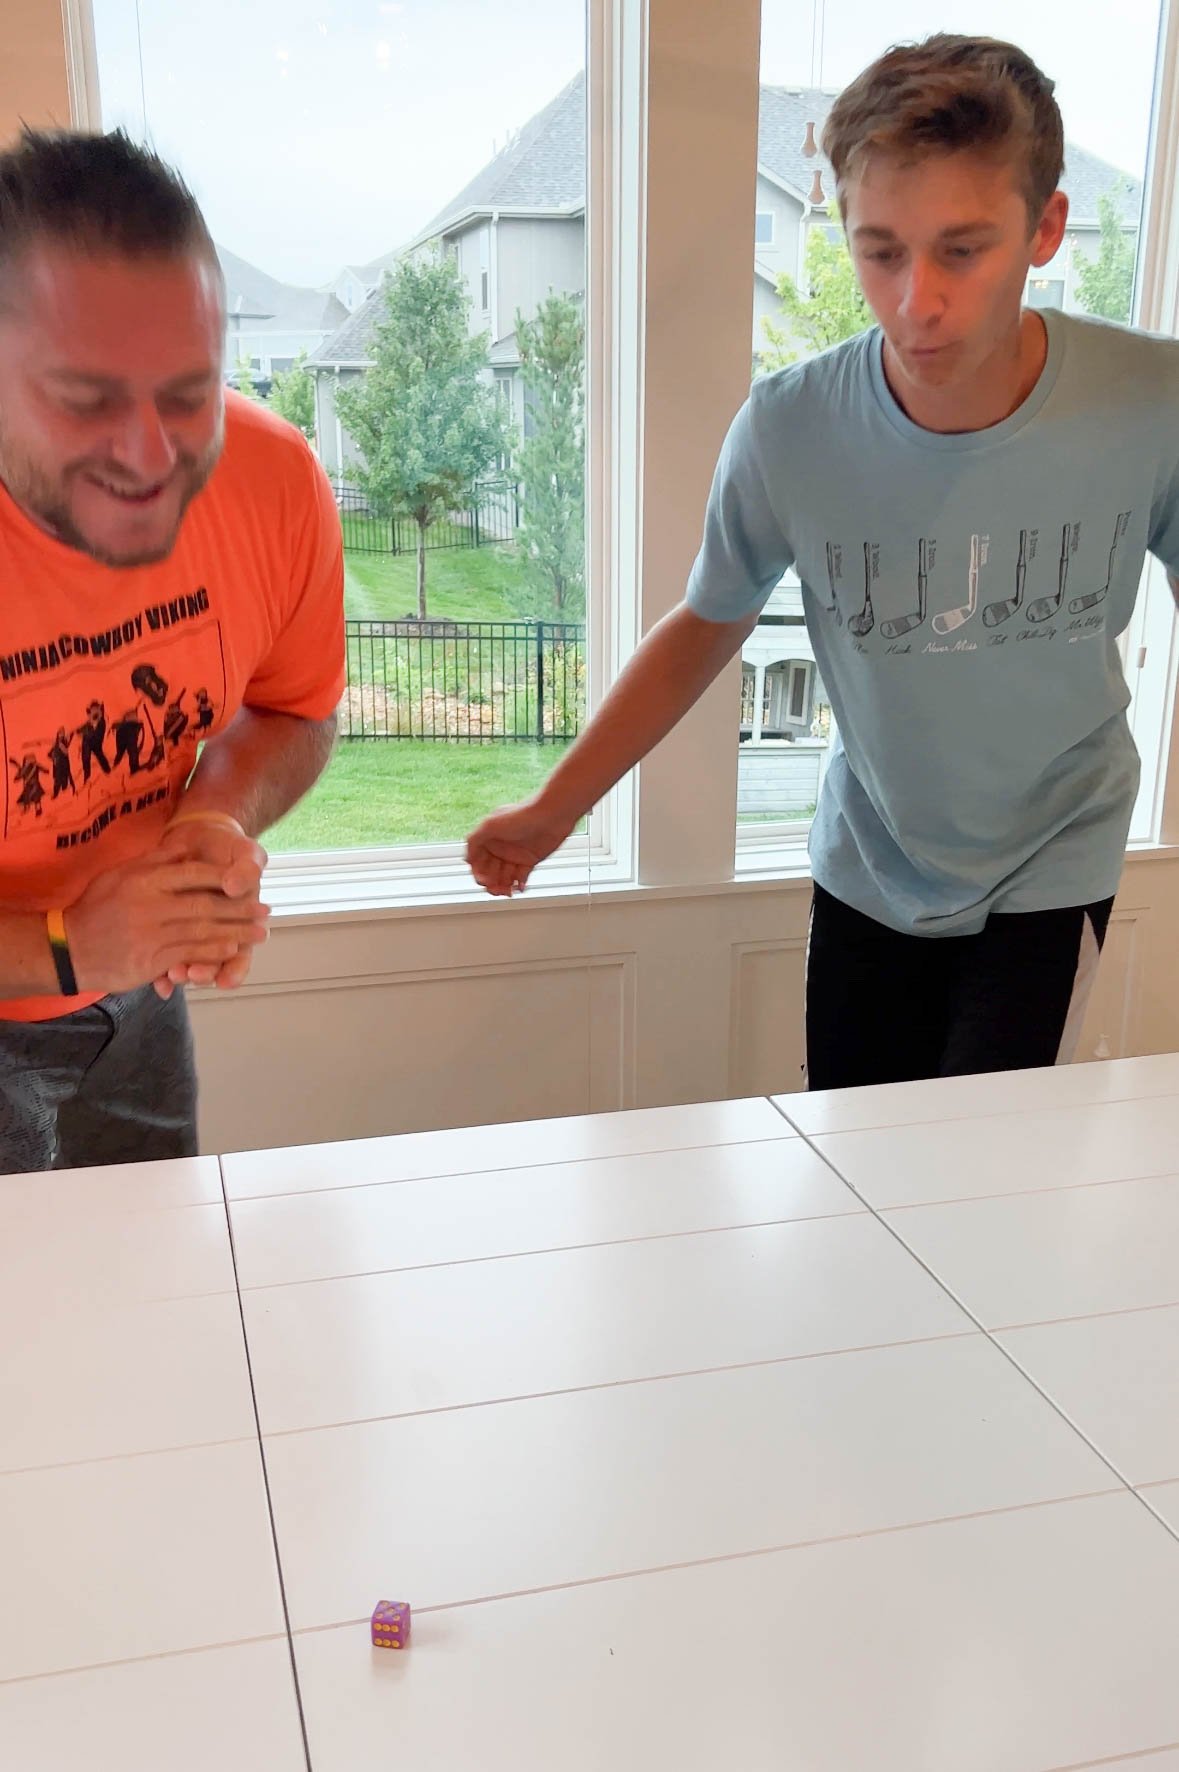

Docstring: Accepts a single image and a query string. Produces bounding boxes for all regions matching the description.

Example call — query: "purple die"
[371,1599,411,1649]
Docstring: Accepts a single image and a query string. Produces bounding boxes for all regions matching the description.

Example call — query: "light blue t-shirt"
[686,309,1179,935]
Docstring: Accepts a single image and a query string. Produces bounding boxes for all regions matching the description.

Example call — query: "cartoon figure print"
[49,728,75,798]
[163,691,189,748]
[112,706,146,774]
[77,700,111,783]
[5,664,219,829]
[9,751,47,817]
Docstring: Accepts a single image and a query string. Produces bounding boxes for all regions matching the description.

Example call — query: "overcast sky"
[91,0,1162,288]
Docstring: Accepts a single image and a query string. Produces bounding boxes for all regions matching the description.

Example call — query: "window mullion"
[635,0,762,887]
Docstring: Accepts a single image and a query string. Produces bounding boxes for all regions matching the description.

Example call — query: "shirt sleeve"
[685,388,795,623]
[244,440,346,721]
[1148,452,1179,578]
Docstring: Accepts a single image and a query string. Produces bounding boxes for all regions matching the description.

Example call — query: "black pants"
[805,882,1114,1092]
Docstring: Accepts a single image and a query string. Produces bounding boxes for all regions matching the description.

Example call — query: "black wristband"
[46,909,79,997]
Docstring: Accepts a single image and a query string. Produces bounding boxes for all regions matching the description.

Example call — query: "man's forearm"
[0,907,71,997]
[175,706,337,837]
[537,603,756,823]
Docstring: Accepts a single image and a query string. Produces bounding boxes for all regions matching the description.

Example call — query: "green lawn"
[737,804,816,823]
[345,543,523,623]
[267,737,577,852]
[282,543,802,852]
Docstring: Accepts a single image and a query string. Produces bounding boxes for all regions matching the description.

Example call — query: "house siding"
[497,216,585,333]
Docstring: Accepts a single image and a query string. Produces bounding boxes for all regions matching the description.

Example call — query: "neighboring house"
[318,262,381,316]
[306,73,1141,816]
[307,71,585,482]
[217,246,349,392]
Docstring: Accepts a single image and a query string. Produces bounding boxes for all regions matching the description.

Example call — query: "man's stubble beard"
[0,413,224,568]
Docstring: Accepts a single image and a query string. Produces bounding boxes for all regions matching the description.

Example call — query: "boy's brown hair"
[822,34,1064,230]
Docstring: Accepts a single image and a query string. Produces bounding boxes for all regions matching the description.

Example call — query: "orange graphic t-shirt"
[0,392,345,1020]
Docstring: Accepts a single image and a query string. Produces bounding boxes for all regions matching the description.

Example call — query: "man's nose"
[898,258,946,324]
[106,404,178,482]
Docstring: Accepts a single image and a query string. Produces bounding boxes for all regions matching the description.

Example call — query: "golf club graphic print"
[1069,510,1131,614]
[1027,521,1078,623]
[880,538,931,639]
[983,527,1031,628]
[824,541,843,625]
[849,541,876,637]
[932,533,984,635]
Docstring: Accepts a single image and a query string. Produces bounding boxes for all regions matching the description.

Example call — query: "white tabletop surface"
[5,1057,1179,1770]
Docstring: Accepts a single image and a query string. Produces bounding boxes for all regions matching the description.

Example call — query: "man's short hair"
[822,34,1065,229]
[0,126,220,288]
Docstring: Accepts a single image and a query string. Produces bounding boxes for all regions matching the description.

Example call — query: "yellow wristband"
[165,809,245,836]
[46,908,79,996]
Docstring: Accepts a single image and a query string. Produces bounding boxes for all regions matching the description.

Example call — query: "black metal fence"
[341,618,585,742]
[333,479,520,555]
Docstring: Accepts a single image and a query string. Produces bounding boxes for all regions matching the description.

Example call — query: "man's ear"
[1031,189,1069,269]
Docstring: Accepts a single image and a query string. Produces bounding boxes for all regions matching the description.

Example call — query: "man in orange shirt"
[0,128,345,1171]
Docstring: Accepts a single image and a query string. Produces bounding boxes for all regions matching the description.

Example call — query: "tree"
[1074,187,1136,325]
[334,253,514,619]
[513,293,585,619]
[268,349,316,441]
[759,211,872,373]
[234,355,262,401]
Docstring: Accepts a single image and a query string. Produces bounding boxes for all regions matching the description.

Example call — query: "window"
[743,0,1170,859]
[495,373,515,470]
[761,661,810,732]
[740,668,756,729]
[1027,276,1064,309]
[90,0,589,871]
[755,210,775,245]
[787,661,807,722]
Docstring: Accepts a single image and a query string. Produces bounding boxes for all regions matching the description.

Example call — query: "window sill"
[259,835,1179,928]
[263,846,606,921]
[261,848,810,928]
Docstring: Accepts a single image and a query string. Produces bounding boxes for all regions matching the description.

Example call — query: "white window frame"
[1126,0,1179,848]
[479,224,491,314]
[755,208,775,245]
[262,0,764,909]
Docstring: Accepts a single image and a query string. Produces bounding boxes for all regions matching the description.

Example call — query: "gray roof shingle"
[306,294,384,368]
[409,72,586,245]
[217,245,349,333]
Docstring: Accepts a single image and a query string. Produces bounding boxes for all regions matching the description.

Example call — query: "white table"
[5,1056,1179,1770]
